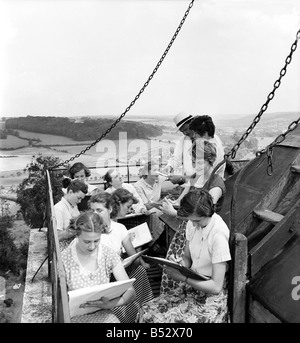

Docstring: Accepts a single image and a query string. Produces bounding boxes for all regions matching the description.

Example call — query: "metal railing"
[51,162,145,186]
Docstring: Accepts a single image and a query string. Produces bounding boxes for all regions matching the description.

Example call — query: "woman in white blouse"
[133,161,166,242]
[54,178,88,247]
[88,191,153,323]
[138,188,231,323]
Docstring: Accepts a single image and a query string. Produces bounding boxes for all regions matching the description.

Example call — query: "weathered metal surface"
[222,146,300,237]
[223,125,300,323]
[247,232,300,323]
[248,296,282,323]
[249,198,300,277]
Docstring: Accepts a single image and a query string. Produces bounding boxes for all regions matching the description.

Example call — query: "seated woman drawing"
[88,191,153,322]
[133,160,167,242]
[64,162,100,211]
[110,187,151,269]
[159,140,226,293]
[61,210,137,323]
[103,168,148,215]
[54,178,88,250]
[138,189,231,323]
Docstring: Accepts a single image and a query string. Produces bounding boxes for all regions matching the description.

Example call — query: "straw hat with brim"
[174,112,193,131]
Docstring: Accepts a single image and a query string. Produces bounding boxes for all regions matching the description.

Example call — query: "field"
[0,135,28,149]
[16,130,94,145]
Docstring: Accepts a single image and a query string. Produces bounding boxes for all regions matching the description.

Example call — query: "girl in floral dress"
[138,189,231,323]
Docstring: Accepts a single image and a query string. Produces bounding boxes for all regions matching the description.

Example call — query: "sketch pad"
[143,255,210,281]
[68,278,135,317]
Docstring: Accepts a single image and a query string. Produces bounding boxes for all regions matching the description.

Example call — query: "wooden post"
[127,160,130,184]
[229,233,248,323]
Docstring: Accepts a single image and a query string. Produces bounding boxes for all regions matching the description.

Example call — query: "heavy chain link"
[52,0,195,169]
[225,28,300,161]
[256,117,300,175]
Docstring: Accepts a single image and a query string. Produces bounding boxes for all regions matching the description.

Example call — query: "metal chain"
[52,0,195,169]
[256,117,300,175]
[225,28,300,161]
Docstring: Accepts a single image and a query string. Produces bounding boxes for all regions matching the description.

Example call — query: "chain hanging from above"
[52,0,195,170]
[256,117,300,175]
[210,28,300,179]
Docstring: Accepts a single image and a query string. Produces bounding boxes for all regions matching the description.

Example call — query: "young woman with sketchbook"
[88,191,153,322]
[138,189,231,323]
[61,210,137,323]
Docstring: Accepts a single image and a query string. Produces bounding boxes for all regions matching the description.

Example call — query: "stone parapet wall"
[21,229,52,323]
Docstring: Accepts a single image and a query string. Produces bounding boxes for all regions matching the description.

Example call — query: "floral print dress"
[139,214,231,323]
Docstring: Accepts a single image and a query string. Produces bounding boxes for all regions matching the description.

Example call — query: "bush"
[16,153,65,228]
[0,215,19,273]
[18,240,29,272]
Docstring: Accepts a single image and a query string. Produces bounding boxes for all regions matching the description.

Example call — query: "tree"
[16,154,64,228]
[0,214,19,273]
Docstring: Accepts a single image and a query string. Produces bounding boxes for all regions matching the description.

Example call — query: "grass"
[0,136,28,149]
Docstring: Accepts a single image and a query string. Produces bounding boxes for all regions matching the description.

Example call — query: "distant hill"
[5,116,163,141]
[215,112,300,129]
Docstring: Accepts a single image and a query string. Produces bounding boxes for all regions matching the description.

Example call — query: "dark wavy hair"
[62,178,88,194]
[189,115,215,138]
[177,188,215,219]
[110,188,138,218]
[68,162,91,179]
[103,169,115,190]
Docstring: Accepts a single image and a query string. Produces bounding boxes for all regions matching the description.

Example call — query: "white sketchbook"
[68,278,135,317]
[122,222,153,253]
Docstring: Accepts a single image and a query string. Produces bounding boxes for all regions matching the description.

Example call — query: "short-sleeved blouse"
[133,176,164,204]
[101,221,129,256]
[54,197,80,231]
[61,239,121,291]
[185,213,231,277]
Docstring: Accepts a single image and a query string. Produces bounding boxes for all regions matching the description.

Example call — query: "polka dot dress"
[61,239,122,323]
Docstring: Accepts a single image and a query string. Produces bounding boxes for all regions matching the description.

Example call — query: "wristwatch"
[179,176,185,185]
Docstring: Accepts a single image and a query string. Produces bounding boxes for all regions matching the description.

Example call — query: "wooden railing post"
[46,170,71,323]
[229,233,248,323]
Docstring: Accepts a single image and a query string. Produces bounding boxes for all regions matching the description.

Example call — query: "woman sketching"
[138,189,231,323]
[61,210,137,323]
[159,140,226,293]
[88,190,153,322]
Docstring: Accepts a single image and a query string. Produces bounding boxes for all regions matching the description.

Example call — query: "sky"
[0,0,300,121]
